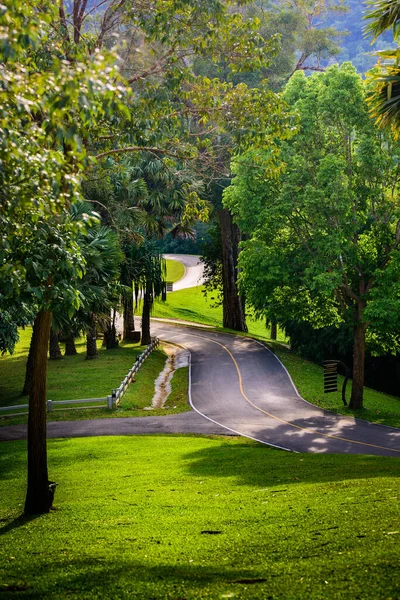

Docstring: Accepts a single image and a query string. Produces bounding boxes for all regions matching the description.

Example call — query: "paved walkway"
[0,412,228,442]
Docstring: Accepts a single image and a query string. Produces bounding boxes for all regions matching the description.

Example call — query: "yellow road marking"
[186,331,400,454]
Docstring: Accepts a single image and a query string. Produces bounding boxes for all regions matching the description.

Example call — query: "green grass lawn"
[0,328,144,405]
[1,435,399,599]
[0,329,190,426]
[155,285,287,341]
[165,258,185,283]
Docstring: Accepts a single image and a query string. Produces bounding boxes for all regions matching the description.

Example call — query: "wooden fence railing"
[0,337,160,417]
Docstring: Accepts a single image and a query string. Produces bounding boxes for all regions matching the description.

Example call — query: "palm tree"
[365,0,400,134]
[85,153,208,345]
[365,0,400,39]
[107,153,206,343]
[44,206,122,365]
[127,242,165,346]
[76,221,123,358]
[120,242,139,341]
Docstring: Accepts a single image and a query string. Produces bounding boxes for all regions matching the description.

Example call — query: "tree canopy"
[224,63,400,408]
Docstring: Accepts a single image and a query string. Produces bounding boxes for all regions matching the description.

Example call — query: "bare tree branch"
[59,0,71,43]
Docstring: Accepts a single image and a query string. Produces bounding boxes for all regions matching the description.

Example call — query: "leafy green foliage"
[0,0,129,352]
[226,64,400,354]
[81,0,293,184]
[365,0,400,41]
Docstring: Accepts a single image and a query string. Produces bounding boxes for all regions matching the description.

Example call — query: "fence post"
[112,389,117,408]
[47,399,53,413]
[107,395,113,409]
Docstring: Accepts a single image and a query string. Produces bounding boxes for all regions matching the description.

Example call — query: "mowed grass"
[153,285,287,341]
[0,436,399,599]
[0,328,190,426]
[165,258,185,283]
[0,328,144,405]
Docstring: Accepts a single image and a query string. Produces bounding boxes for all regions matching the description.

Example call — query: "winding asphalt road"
[150,323,400,457]
[164,254,205,290]
[1,254,400,456]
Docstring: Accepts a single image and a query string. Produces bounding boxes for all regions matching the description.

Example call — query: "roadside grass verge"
[1,435,399,599]
[165,258,185,283]
[116,365,190,416]
[270,343,400,429]
[153,285,287,341]
[152,286,400,428]
[0,329,190,427]
[161,366,189,412]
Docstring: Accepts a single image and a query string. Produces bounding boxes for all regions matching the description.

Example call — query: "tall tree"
[119,154,208,341]
[73,218,123,359]
[225,64,400,409]
[0,0,128,514]
[191,0,346,331]
[73,0,294,338]
[241,0,347,87]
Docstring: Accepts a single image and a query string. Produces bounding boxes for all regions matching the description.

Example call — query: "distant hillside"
[65,0,392,75]
[328,0,394,73]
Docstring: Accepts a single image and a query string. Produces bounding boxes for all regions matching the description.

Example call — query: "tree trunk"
[219,209,247,332]
[349,317,367,410]
[49,328,63,360]
[64,332,77,356]
[141,281,152,346]
[270,320,277,341]
[86,322,98,360]
[104,324,119,349]
[104,310,119,349]
[101,320,107,346]
[123,294,135,341]
[24,309,54,515]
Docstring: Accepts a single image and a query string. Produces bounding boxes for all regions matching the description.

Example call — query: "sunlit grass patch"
[153,285,287,341]
[165,258,185,283]
[0,435,399,599]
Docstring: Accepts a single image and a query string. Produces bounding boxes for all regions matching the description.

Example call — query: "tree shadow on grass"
[0,513,42,537]
[183,441,400,488]
[0,556,306,599]
[2,552,399,600]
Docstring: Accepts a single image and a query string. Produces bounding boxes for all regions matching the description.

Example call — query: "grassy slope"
[1,436,399,599]
[270,344,400,428]
[0,328,190,426]
[152,286,400,428]
[154,285,287,341]
[165,258,185,283]
[0,328,144,404]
